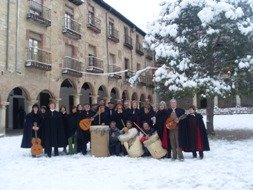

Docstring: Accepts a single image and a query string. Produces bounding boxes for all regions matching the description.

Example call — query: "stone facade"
[0,0,156,134]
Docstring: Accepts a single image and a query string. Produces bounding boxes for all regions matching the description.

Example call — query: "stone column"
[73,93,81,106]
[0,102,10,136]
[90,95,98,104]
[236,95,241,107]
[214,96,218,107]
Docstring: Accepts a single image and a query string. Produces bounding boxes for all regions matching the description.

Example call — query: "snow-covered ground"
[203,114,253,130]
[0,114,253,190]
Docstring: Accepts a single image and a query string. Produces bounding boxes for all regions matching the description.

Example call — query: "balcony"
[109,65,122,79]
[25,47,51,71]
[108,27,119,43]
[124,35,133,50]
[139,74,154,87]
[62,17,82,40]
[62,56,83,77]
[145,50,154,60]
[124,70,134,82]
[86,56,104,73]
[26,0,51,27]
[136,42,144,56]
[87,14,101,33]
[68,0,84,6]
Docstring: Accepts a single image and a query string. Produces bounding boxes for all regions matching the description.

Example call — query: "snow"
[143,0,253,97]
[0,115,253,190]
[203,114,253,130]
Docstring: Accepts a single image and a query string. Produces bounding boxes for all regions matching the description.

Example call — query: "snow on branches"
[144,0,253,97]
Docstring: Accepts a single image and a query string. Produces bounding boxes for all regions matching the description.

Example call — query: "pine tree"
[144,0,253,134]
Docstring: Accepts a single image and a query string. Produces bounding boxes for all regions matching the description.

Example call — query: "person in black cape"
[140,103,155,127]
[82,103,96,150]
[43,101,65,157]
[114,103,126,130]
[130,100,142,127]
[67,106,78,154]
[92,105,109,125]
[76,104,87,155]
[107,101,116,123]
[60,106,69,153]
[185,105,210,159]
[154,101,168,142]
[21,104,42,148]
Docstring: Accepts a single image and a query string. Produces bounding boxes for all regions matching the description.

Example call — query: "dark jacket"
[21,112,42,148]
[43,110,65,148]
[109,127,121,146]
[185,113,210,152]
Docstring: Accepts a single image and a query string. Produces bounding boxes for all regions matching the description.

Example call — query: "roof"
[93,0,146,36]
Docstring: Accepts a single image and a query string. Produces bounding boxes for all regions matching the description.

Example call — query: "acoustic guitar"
[166,113,187,130]
[31,122,43,157]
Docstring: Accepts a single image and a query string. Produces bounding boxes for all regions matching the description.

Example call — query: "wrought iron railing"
[62,56,82,72]
[27,0,51,26]
[26,47,51,65]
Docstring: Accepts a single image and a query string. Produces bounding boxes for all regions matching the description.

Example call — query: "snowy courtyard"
[0,114,253,190]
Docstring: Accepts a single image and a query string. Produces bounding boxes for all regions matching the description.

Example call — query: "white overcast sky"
[103,0,162,32]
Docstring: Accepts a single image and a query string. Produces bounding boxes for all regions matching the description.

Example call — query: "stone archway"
[37,90,54,108]
[131,92,138,101]
[122,90,129,101]
[80,82,94,105]
[6,87,30,130]
[139,94,146,108]
[97,85,107,103]
[110,87,119,103]
[60,79,76,112]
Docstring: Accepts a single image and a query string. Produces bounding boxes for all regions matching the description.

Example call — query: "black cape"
[43,110,65,148]
[21,112,42,148]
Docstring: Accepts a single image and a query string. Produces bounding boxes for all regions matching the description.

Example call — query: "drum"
[90,125,110,157]
[143,132,167,159]
[119,128,144,158]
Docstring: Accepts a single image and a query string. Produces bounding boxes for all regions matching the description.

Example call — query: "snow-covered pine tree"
[144,0,253,134]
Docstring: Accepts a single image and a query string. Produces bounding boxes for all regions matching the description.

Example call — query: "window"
[28,32,42,61]
[88,44,96,66]
[137,63,141,71]
[29,0,43,16]
[109,22,114,36]
[65,6,74,29]
[88,5,95,25]
[65,44,74,57]
[136,34,140,43]
[109,53,116,65]
[124,58,129,69]
[124,27,129,37]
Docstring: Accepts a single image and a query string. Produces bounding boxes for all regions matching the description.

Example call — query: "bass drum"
[90,125,110,157]
[143,132,167,159]
[123,136,144,158]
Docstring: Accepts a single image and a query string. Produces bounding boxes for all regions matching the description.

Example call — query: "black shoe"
[193,152,197,158]
[166,153,171,158]
[199,151,204,159]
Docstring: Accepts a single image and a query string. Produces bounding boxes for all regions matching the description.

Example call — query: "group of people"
[21,98,210,160]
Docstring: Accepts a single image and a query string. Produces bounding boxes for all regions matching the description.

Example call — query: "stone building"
[0,0,156,135]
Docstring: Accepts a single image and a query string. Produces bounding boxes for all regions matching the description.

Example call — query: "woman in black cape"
[21,104,42,148]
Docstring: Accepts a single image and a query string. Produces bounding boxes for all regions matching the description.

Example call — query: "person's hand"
[90,117,94,121]
[111,133,115,138]
[32,126,39,131]
[175,118,179,123]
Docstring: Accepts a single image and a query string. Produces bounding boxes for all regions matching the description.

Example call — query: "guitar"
[31,122,43,157]
[79,110,100,131]
[166,113,187,130]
